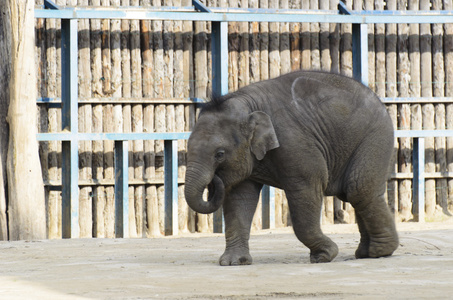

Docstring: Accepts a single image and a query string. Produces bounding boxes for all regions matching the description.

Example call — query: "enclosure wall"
[35,0,453,238]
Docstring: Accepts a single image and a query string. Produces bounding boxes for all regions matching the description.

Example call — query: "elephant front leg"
[219,180,262,266]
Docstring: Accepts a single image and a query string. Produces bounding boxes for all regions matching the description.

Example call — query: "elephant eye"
[215,150,225,161]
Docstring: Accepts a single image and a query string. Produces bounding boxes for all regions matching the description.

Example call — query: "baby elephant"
[184,70,399,266]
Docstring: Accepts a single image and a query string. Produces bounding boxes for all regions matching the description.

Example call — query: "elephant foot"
[355,241,370,259]
[219,249,253,266]
[309,241,339,263]
[355,235,399,259]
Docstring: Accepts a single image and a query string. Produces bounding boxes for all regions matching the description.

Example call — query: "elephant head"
[184,107,280,214]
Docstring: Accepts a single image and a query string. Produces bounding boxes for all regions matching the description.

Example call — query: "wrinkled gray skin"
[185,70,399,266]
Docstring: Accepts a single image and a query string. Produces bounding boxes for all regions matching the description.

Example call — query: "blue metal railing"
[35,1,453,237]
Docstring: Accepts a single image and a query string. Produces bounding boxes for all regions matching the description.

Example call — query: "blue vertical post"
[115,141,129,238]
[413,137,425,223]
[164,139,179,235]
[262,185,275,229]
[352,23,368,86]
[211,21,228,233]
[61,19,79,238]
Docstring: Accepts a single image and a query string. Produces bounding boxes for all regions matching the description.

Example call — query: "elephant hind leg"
[349,192,399,259]
[343,136,398,258]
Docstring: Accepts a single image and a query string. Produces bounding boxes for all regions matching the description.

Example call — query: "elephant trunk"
[184,166,225,214]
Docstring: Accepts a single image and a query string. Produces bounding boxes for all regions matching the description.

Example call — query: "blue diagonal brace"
[192,0,211,13]
[44,0,60,10]
[338,1,352,15]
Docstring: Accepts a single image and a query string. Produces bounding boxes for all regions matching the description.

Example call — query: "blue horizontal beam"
[382,97,453,104]
[36,97,205,104]
[34,7,453,24]
[394,130,453,138]
[37,132,191,141]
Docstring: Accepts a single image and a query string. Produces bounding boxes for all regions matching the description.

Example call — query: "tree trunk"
[7,0,46,240]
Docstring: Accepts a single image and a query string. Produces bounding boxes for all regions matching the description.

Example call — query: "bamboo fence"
[35,0,453,238]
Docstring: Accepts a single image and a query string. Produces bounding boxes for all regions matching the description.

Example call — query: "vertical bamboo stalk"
[174,11,188,231]
[36,5,48,239]
[365,0,375,92]
[374,0,386,99]
[249,0,260,82]
[409,0,421,219]
[386,0,398,220]
[444,0,453,214]
[397,0,411,221]
[193,1,210,232]
[228,0,239,91]
[111,0,124,238]
[130,0,144,237]
[290,0,301,71]
[309,0,320,70]
[319,0,330,71]
[301,0,310,69]
[420,0,435,219]
[91,0,104,238]
[340,0,352,76]
[280,0,290,75]
[182,0,196,232]
[100,0,115,238]
[259,0,269,80]
[152,0,167,234]
[121,0,137,238]
[432,0,448,216]
[164,0,177,234]
[238,0,250,87]
[140,0,157,237]
[329,0,340,74]
[78,0,92,238]
[45,8,61,239]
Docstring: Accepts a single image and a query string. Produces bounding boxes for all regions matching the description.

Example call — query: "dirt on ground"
[0,221,452,299]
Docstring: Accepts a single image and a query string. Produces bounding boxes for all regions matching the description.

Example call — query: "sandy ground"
[0,221,452,300]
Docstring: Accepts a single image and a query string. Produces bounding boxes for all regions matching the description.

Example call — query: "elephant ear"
[248,111,280,160]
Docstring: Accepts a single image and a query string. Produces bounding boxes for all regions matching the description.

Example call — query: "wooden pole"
[329,0,339,73]
[365,0,375,92]
[78,0,93,238]
[7,0,46,240]
[260,0,269,80]
[408,0,422,219]
[420,0,435,219]
[310,0,320,70]
[444,0,453,214]
[386,0,398,221]
[249,0,260,83]
[397,0,411,221]
[301,0,310,69]
[432,0,447,217]
[319,0,330,71]
[238,0,250,88]
[141,0,159,237]
[91,0,105,238]
[290,0,301,71]
[100,0,115,238]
